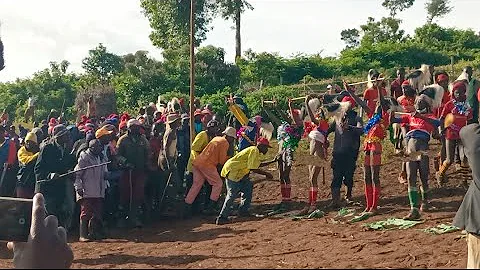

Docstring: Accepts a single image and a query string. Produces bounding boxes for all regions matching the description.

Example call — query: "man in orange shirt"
[182,127,237,217]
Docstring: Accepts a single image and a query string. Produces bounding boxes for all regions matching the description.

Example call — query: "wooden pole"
[189,0,196,145]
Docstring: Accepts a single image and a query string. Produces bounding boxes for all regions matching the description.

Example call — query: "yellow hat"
[25,132,37,144]
[95,126,114,139]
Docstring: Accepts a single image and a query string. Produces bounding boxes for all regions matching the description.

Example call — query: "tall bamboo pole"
[189,0,196,145]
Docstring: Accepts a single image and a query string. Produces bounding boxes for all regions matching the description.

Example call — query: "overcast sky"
[0,0,478,82]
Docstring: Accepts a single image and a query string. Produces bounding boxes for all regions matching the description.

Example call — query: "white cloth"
[308,130,326,144]
[468,233,480,269]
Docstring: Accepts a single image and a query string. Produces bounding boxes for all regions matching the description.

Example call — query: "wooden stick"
[37,161,111,183]
[348,77,386,86]
[291,96,307,101]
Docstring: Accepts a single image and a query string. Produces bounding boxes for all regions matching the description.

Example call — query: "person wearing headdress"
[264,98,304,210]
[436,81,473,186]
[364,69,388,119]
[34,124,76,228]
[323,83,364,210]
[350,76,391,216]
[390,85,443,220]
[301,94,331,212]
[396,81,417,184]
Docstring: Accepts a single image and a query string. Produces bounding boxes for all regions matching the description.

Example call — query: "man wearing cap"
[94,124,120,227]
[16,132,40,198]
[160,114,182,197]
[75,139,107,242]
[216,137,277,225]
[116,119,150,228]
[34,124,76,228]
[183,127,237,217]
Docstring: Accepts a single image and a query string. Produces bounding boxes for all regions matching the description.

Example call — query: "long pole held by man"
[189,0,196,145]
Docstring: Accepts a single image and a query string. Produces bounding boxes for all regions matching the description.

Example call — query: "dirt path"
[0,140,470,268]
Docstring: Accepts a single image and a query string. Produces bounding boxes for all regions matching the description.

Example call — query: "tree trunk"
[235,1,241,63]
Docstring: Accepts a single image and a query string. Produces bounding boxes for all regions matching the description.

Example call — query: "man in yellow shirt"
[216,137,277,225]
[17,132,40,198]
[183,127,236,218]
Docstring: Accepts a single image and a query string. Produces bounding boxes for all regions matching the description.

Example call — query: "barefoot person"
[351,73,390,215]
[303,94,331,212]
[390,86,443,220]
[264,98,303,210]
[216,137,277,225]
[396,81,417,184]
[436,81,473,186]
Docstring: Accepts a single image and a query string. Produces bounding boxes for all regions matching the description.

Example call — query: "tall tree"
[140,0,215,49]
[425,0,453,24]
[360,17,405,45]
[81,43,124,84]
[216,0,253,61]
[382,0,415,17]
[340,28,361,49]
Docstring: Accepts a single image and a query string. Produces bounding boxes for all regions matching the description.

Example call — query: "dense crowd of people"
[2,64,480,268]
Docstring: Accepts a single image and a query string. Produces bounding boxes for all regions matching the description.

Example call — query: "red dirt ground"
[0,139,470,268]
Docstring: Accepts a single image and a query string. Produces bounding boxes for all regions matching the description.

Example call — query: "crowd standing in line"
[2,65,480,268]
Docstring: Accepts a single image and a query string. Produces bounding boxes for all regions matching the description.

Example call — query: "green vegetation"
[1,0,479,123]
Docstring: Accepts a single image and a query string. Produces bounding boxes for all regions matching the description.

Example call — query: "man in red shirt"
[396,81,417,184]
[390,93,440,220]
[364,71,388,119]
[348,78,389,215]
[437,82,473,186]
[390,68,406,100]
